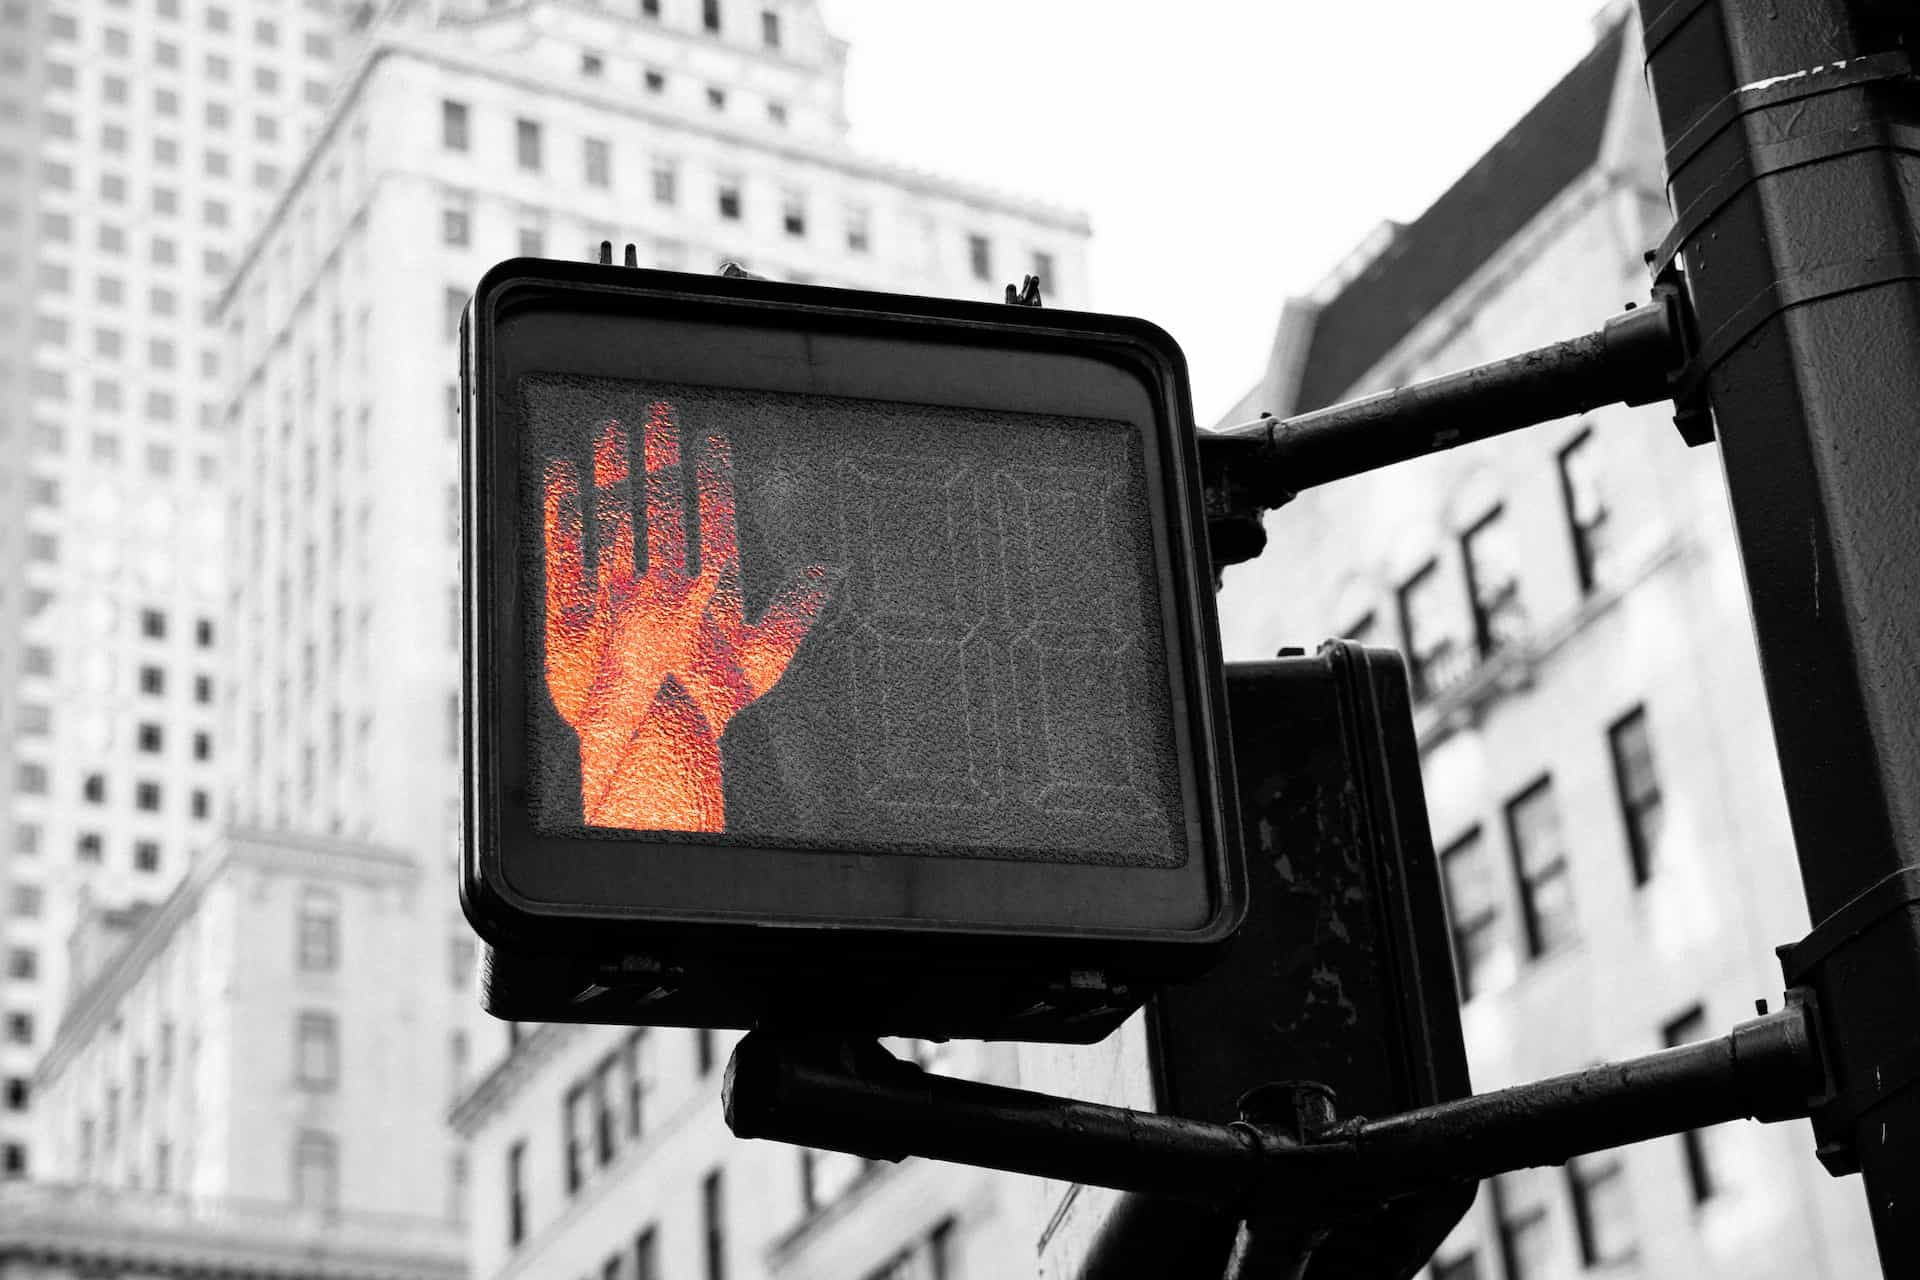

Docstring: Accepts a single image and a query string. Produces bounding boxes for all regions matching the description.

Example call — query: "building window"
[83,773,106,803]
[1568,1153,1636,1265]
[702,0,720,32]
[652,162,677,206]
[1396,558,1467,701]
[442,100,468,150]
[1609,705,1665,886]
[584,137,611,188]
[581,51,603,76]
[3,1078,27,1111]
[564,1085,587,1193]
[703,1168,727,1280]
[76,831,102,861]
[846,207,870,253]
[515,118,542,171]
[1505,777,1576,958]
[767,100,788,127]
[1664,1006,1720,1202]
[293,1131,338,1212]
[622,1031,648,1137]
[518,225,545,257]
[1461,505,1524,659]
[782,193,805,237]
[1438,828,1507,1000]
[1492,1175,1556,1280]
[641,0,659,15]
[966,233,991,281]
[592,1054,618,1166]
[706,85,727,111]
[7,949,36,981]
[442,206,470,247]
[138,722,163,752]
[717,180,741,221]
[507,1140,528,1245]
[133,841,160,872]
[761,8,779,45]
[4,1013,32,1047]
[296,1011,339,1089]
[299,886,340,971]
[136,781,162,811]
[141,666,165,695]
[644,67,665,92]
[2,1144,25,1177]
[635,1226,659,1280]
[445,287,467,342]
[696,1027,716,1075]
[1558,427,1610,593]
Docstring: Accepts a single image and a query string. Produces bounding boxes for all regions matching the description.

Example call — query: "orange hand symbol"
[543,402,830,832]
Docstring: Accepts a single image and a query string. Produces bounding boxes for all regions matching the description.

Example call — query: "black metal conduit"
[725,1003,1819,1214]
[1204,289,1690,512]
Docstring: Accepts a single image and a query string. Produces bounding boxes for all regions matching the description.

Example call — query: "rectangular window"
[846,207,870,253]
[1031,250,1058,297]
[703,1168,727,1280]
[564,1085,586,1193]
[592,1054,617,1166]
[782,193,806,237]
[443,206,470,247]
[515,118,542,171]
[651,162,677,206]
[507,1140,528,1245]
[294,1131,339,1212]
[518,226,545,257]
[445,287,467,342]
[1461,505,1524,659]
[702,0,720,31]
[641,0,659,15]
[1558,427,1611,593]
[644,67,665,92]
[967,233,991,281]
[298,886,340,970]
[1396,558,1468,701]
[1568,1153,1636,1265]
[1492,1175,1556,1280]
[706,86,727,110]
[716,180,741,221]
[296,1011,339,1088]
[584,137,611,188]
[761,8,779,45]
[1505,777,1576,958]
[622,1030,647,1138]
[635,1226,659,1280]
[696,1027,715,1075]
[1664,1006,1719,1202]
[1609,706,1665,885]
[1438,828,1507,1000]
[442,100,469,150]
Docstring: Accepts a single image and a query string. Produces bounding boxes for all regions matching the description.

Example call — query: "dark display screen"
[520,374,1191,868]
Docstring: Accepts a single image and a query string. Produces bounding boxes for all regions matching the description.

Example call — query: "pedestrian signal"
[461,261,1241,1042]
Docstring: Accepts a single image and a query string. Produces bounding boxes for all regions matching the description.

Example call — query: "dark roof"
[1292,19,1629,412]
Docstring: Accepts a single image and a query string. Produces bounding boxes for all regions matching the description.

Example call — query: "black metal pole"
[1634,4,1920,1274]
[1205,289,1688,508]
[724,1005,1817,1212]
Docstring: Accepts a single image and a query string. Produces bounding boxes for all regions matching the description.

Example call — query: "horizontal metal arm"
[1199,278,1704,567]
[724,999,1820,1214]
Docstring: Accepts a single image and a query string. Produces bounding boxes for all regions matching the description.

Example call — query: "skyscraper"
[0,0,347,1177]
[28,0,1090,1269]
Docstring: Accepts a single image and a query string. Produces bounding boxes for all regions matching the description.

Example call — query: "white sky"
[818,0,1625,424]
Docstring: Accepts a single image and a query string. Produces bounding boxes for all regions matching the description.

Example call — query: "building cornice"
[220,8,1088,314]
[0,1183,464,1280]
[447,1020,581,1137]
[37,828,420,1085]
